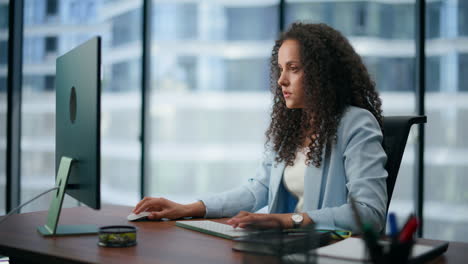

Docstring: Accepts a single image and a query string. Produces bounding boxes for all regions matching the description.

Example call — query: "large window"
[424,0,468,242]
[20,0,142,212]
[147,0,279,202]
[286,0,418,233]
[0,0,8,214]
[2,0,467,243]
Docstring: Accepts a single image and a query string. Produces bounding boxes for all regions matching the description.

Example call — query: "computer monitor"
[37,36,101,236]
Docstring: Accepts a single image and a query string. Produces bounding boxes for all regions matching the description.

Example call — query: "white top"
[283,150,307,212]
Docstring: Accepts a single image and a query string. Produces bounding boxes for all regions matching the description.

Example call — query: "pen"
[399,216,418,243]
[388,212,398,238]
[401,213,414,231]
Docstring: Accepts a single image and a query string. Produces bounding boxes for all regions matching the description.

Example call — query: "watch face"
[292,214,303,223]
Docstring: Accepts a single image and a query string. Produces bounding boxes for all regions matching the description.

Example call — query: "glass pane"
[424,0,468,242]
[21,0,142,212]
[148,0,279,202]
[286,0,417,225]
[0,0,8,214]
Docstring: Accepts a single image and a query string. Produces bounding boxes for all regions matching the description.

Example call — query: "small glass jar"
[98,225,137,247]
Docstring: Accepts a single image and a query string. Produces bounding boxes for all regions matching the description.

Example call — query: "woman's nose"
[278,72,288,87]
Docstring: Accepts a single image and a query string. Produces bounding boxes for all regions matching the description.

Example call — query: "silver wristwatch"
[291,213,304,228]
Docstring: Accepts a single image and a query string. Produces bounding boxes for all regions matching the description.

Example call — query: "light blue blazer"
[200,106,388,233]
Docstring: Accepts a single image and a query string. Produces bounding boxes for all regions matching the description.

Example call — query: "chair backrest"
[382,116,427,211]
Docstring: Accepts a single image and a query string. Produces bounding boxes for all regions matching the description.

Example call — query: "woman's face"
[277,39,305,109]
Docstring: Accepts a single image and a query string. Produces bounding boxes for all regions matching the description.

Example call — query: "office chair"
[382,115,427,211]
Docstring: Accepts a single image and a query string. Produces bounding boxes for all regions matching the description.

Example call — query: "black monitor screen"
[55,37,101,210]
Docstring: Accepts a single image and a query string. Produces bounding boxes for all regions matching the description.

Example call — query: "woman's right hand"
[133,197,206,220]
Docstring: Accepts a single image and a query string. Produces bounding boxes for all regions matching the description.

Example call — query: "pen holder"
[366,239,414,264]
[386,239,414,264]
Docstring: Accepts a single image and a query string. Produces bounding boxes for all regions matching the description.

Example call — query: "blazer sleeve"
[306,109,388,233]
[199,151,273,218]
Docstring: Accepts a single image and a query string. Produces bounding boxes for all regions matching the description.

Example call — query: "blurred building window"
[426,1,441,39]
[19,0,142,212]
[425,0,468,242]
[0,77,5,92]
[225,58,270,91]
[46,0,58,16]
[44,75,55,91]
[112,9,141,47]
[459,2,468,36]
[459,54,468,91]
[226,6,278,41]
[44,36,58,62]
[45,36,57,53]
[148,0,278,202]
[426,56,440,92]
[152,3,197,41]
[0,5,7,29]
[0,41,7,65]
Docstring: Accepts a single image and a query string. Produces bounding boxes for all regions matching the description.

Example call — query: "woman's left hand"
[227,211,310,229]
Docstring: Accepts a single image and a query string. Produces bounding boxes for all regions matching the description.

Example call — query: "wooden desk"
[0,205,465,264]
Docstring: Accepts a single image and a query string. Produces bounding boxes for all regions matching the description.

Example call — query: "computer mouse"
[127,211,152,221]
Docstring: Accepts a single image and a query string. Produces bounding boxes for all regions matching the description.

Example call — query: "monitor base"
[37,225,98,236]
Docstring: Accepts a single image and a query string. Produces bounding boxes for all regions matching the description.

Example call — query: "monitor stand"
[37,157,98,236]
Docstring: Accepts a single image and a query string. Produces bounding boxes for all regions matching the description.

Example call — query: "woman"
[133,23,388,233]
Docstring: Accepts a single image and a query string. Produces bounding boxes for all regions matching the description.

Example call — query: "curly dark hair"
[266,22,383,167]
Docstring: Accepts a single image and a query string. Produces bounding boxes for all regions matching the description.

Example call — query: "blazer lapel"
[268,162,285,213]
[303,163,323,211]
